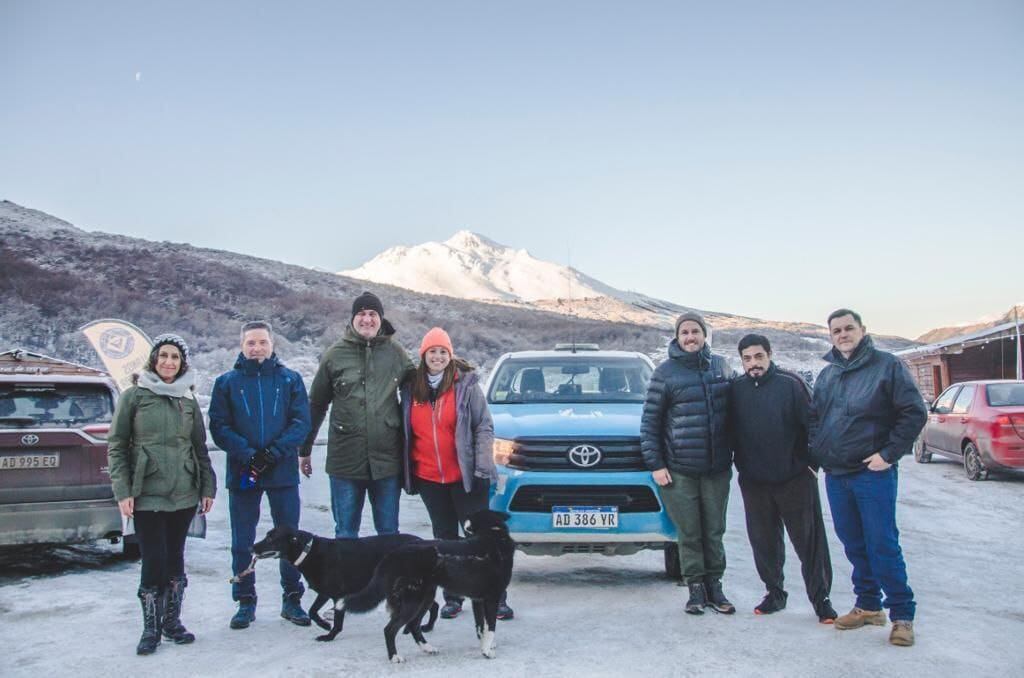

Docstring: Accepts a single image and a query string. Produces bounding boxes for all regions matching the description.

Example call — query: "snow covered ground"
[2,450,1022,677]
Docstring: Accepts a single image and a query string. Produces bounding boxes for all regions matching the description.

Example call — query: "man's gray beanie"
[674,311,708,336]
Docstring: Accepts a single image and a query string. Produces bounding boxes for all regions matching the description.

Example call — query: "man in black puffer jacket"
[641,312,735,615]
[730,334,835,624]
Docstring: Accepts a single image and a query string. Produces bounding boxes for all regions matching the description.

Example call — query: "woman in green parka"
[107,334,216,656]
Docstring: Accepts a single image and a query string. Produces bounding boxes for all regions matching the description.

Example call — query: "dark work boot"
[162,576,196,644]
[230,595,257,629]
[815,598,838,624]
[754,589,788,616]
[496,591,514,620]
[685,582,707,615]
[136,586,164,655]
[281,591,311,626]
[705,578,736,614]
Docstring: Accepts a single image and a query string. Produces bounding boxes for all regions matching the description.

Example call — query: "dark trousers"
[740,471,832,607]
[229,485,304,601]
[658,468,731,584]
[826,467,915,621]
[134,507,196,590]
[416,476,490,604]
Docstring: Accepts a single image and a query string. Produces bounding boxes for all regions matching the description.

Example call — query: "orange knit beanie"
[419,327,454,358]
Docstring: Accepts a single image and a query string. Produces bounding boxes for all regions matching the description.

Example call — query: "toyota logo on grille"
[567,444,602,468]
[22,434,40,446]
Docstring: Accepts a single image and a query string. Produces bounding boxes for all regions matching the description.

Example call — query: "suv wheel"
[913,437,931,463]
[963,442,986,481]
[122,537,142,560]
[664,545,681,580]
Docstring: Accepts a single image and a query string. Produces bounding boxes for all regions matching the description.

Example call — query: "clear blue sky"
[2,1,1021,338]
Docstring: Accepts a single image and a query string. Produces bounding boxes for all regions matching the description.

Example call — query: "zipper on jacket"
[240,388,252,417]
[257,373,265,448]
[430,397,445,483]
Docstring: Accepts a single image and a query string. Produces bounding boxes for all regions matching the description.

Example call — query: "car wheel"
[963,442,986,481]
[122,537,141,561]
[913,437,932,463]
[664,545,682,580]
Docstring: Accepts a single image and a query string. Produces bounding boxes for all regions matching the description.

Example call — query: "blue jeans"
[229,485,304,601]
[825,467,915,621]
[329,474,401,538]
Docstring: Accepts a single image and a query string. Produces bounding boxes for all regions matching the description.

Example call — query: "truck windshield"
[0,384,114,428]
[488,357,652,404]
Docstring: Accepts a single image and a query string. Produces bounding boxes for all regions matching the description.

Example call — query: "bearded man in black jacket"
[730,334,836,624]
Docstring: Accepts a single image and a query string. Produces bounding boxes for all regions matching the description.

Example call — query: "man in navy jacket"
[811,309,926,647]
[209,321,312,630]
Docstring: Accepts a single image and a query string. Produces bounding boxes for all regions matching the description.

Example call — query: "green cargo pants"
[658,467,732,585]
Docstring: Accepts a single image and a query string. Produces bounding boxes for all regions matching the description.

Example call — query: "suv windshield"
[0,384,114,428]
[488,356,652,404]
[987,383,1024,407]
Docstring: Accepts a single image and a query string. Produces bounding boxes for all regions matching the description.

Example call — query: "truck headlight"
[493,438,517,466]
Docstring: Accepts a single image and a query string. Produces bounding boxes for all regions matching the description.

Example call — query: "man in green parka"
[301,292,414,538]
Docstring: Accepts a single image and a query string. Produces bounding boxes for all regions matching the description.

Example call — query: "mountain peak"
[443,230,503,251]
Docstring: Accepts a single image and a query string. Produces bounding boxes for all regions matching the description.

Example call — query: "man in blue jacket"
[811,309,926,647]
[209,321,312,630]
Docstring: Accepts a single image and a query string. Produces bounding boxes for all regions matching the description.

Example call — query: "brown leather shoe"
[834,607,887,630]
[889,620,915,646]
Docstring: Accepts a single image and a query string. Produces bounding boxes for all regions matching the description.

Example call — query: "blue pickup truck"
[486,345,680,577]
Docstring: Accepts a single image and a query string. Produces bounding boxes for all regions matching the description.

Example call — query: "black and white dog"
[342,510,515,662]
[249,526,436,642]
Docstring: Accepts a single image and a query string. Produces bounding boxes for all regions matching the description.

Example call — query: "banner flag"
[79,319,153,392]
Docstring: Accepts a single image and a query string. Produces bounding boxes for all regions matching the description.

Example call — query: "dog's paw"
[482,648,497,659]
[389,654,405,664]
[417,642,438,655]
[315,634,336,642]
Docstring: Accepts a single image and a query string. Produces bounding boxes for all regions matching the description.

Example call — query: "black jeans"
[739,471,832,607]
[134,507,196,590]
[415,476,490,604]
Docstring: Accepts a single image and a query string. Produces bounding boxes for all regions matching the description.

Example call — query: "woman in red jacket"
[401,327,513,620]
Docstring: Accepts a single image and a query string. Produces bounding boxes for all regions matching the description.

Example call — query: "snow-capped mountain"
[340,230,830,334]
[340,230,622,302]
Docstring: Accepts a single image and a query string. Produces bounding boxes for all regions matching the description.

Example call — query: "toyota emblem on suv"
[567,444,602,468]
[21,434,40,446]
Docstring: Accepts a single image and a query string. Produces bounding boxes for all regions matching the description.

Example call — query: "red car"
[914,379,1024,480]
[0,349,132,552]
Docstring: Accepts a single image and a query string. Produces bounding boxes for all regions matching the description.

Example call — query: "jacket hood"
[233,352,282,375]
[822,335,875,370]
[342,318,397,346]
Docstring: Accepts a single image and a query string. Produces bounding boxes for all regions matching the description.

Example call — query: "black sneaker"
[815,598,838,625]
[685,583,707,615]
[754,590,788,615]
[705,579,736,615]
[440,601,462,619]
[496,601,514,620]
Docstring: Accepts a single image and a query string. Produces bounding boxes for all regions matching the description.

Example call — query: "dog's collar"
[292,538,313,566]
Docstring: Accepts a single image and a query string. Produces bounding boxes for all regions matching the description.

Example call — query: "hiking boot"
[834,607,886,630]
[136,586,164,655]
[685,582,707,615]
[889,620,914,646]
[815,598,838,624]
[230,596,257,629]
[705,578,736,615]
[281,592,311,626]
[754,590,788,615]
[496,601,515,620]
[162,576,195,644]
[440,600,463,619]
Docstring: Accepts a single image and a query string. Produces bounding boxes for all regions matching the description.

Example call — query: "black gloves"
[250,449,276,475]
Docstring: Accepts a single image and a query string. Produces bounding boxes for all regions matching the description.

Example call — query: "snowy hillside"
[340,230,623,302]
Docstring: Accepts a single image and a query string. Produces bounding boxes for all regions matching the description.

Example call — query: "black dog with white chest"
[250,526,436,642]
[343,510,515,662]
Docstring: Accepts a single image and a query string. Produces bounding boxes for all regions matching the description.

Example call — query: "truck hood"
[490,402,641,439]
